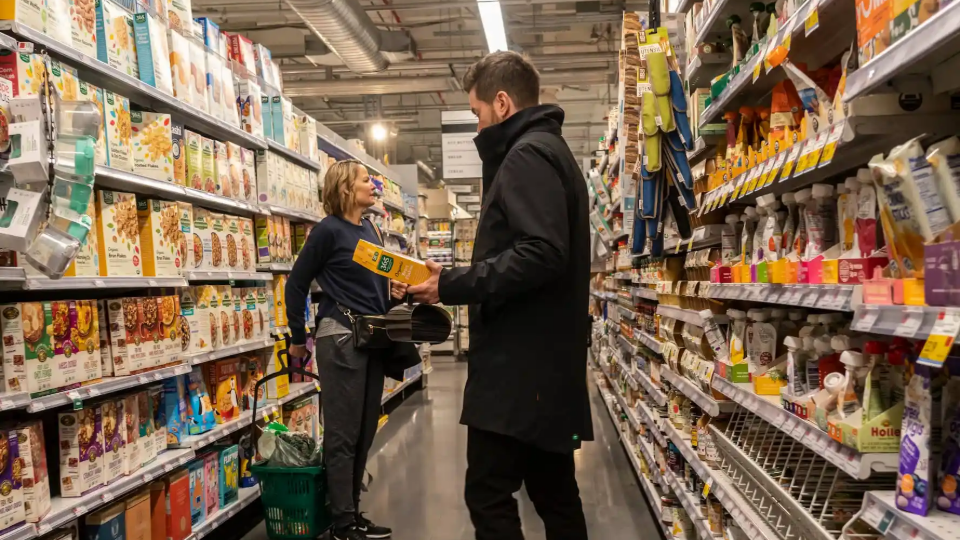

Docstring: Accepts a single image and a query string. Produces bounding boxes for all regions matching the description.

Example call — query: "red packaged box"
[150,482,166,540]
[164,470,192,540]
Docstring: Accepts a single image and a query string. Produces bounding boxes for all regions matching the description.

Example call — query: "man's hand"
[408,259,443,304]
[288,343,308,359]
[390,280,408,300]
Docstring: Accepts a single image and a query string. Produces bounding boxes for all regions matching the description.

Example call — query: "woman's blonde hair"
[322,160,365,217]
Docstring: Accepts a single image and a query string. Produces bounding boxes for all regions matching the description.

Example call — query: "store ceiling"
[192,0,637,171]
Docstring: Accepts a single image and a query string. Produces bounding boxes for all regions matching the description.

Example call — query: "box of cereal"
[100,398,125,485]
[14,420,48,523]
[59,408,103,496]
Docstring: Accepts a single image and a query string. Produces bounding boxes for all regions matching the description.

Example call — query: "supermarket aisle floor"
[243,362,659,540]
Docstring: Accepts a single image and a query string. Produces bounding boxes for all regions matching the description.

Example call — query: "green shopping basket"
[251,464,332,539]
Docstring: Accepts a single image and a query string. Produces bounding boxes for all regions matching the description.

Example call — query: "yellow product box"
[185,129,202,191]
[265,341,289,399]
[754,372,787,395]
[272,274,287,328]
[137,199,182,277]
[352,239,432,285]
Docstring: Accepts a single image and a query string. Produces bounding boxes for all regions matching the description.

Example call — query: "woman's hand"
[288,343,308,359]
[391,279,408,300]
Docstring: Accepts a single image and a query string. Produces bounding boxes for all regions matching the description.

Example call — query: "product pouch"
[644,132,661,172]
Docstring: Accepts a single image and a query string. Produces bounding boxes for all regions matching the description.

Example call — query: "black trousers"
[465,427,588,540]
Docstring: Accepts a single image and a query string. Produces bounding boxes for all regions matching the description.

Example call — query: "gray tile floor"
[244,361,659,540]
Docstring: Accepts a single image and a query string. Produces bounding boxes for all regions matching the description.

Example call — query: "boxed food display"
[133,11,172,94]
[185,130,202,191]
[228,34,255,75]
[138,199,183,277]
[238,218,254,271]
[105,297,148,375]
[0,429,24,532]
[103,90,132,171]
[137,390,157,465]
[149,384,166,455]
[221,65,239,127]
[177,202,193,271]
[201,452,218,517]
[353,239,432,285]
[149,481,165,540]
[185,367,216,435]
[237,78,262,138]
[125,490,151,540]
[77,300,103,383]
[139,297,165,369]
[240,148,256,204]
[0,0,44,34]
[238,433,257,488]
[163,375,187,445]
[205,285,221,348]
[0,301,47,395]
[178,288,201,354]
[59,407,103,497]
[240,353,264,409]
[186,459,204,525]
[96,190,141,276]
[205,50,223,120]
[100,398,125,486]
[171,121,186,186]
[187,26,207,114]
[210,213,226,270]
[226,142,242,202]
[69,0,97,58]
[254,215,271,264]
[855,0,891,66]
[168,29,190,104]
[94,0,132,74]
[78,80,108,166]
[265,341,289,399]
[201,136,215,194]
[97,300,113,376]
[298,114,318,161]
[224,216,240,270]
[131,111,174,183]
[84,503,125,540]
[122,393,140,474]
[260,94,272,140]
[192,208,212,271]
[164,470,191,540]
[214,141,230,198]
[239,288,256,342]
[167,0,191,32]
[256,286,270,338]
[282,395,316,437]
[231,286,243,343]
[205,358,240,423]
[214,445,238,508]
[160,295,180,364]
[255,150,276,206]
[0,52,43,97]
[15,420,49,523]
[63,191,100,277]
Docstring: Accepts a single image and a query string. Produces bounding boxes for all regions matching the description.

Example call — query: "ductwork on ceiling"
[282,0,415,74]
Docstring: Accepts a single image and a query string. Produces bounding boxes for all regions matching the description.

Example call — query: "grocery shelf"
[619,335,641,356]
[382,199,406,214]
[708,283,860,311]
[257,263,293,273]
[661,225,724,256]
[847,491,960,540]
[850,304,948,342]
[606,371,641,432]
[194,486,262,539]
[185,271,274,282]
[657,305,728,326]
[0,525,36,540]
[690,0,743,54]
[617,305,638,321]
[23,275,189,290]
[381,372,422,406]
[636,399,667,448]
[843,1,960,102]
[686,53,730,91]
[633,329,662,355]
[711,376,899,479]
[635,369,667,407]
[663,421,710,479]
[266,140,323,171]
[632,287,658,301]
[385,230,408,241]
[261,204,323,224]
[0,23,265,150]
[685,133,724,166]
[26,363,192,413]
[663,471,714,540]
[184,338,275,366]
[661,369,735,417]
[315,122,401,182]
[37,449,195,534]
[176,405,278,451]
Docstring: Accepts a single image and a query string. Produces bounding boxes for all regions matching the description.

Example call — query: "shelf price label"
[817,121,846,167]
[852,306,880,332]
[779,142,804,181]
[919,308,960,367]
[804,0,820,36]
[730,175,746,200]
[894,307,925,338]
[752,60,763,83]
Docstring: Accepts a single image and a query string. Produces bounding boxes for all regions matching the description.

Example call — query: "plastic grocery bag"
[258,422,323,467]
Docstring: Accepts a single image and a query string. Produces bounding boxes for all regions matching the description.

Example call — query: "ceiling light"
[371,123,388,141]
[477,1,508,53]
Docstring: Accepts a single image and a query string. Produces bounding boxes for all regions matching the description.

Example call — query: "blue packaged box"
[261,94,273,140]
[270,95,283,145]
[214,445,239,508]
[163,376,187,445]
[238,433,257,489]
[185,368,216,435]
[84,502,125,540]
[186,459,205,525]
[194,17,220,50]
[132,10,172,94]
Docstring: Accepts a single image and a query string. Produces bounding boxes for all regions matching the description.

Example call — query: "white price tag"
[853,306,880,332]
[101,490,115,503]
[32,401,46,412]
[94,280,106,287]
[148,279,159,287]
[73,504,88,516]
[143,472,154,483]
[87,387,100,397]
[893,307,925,338]
[801,288,820,307]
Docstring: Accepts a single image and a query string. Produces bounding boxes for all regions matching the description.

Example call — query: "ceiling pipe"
[282,0,390,74]
[282,51,617,75]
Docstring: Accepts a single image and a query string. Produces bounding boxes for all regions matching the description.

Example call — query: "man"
[408,51,593,540]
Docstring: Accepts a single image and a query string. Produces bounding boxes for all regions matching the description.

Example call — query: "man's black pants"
[465,427,588,540]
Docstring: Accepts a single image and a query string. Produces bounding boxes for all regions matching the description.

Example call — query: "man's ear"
[495,90,514,118]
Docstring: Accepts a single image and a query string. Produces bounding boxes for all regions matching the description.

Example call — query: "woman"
[286,159,404,540]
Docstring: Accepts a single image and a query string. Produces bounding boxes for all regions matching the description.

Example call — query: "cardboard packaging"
[185,366,216,435]
[0,429,24,532]
[122,393,140,474]
[163,375,187,445]
[205,358,240,423]
[103,90,133,171]
[96,190,142,276]
[15,420,49,523]
[214,445,238,508]
[84,503,126,540]
[164,470,191,540]
[138,199,183,277]
[168,29,191,104]
[184,130,202,191]
[171,121,186,186]
[148,482,166,540]
[59,408,103,496]
[353,239,432,285]
[131,111,174,183]
[186,459,204,526]
[100,399,125,486]
[124,490,152,540]
[201,452,218,517]
[133,10,172,94]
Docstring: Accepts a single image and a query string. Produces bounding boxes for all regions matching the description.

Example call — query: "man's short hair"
[462,51,540,109]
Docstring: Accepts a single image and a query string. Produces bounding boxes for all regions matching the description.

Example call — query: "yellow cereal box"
[137,199,183,277]
[352,239,431,285]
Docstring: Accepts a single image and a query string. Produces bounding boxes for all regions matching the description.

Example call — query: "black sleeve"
[286,223,332,345]
[438,143,569,305]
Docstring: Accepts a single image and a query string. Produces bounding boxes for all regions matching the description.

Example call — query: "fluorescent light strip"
[477,0,508,52]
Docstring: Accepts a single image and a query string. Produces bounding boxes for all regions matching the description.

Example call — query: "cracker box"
[131,111,174,183]
[133,11,172,94]
[138,199,183,277]
[148,481,166,540]
[214,141,229,198]
[125,490,151,540]
[103,89,132,171]
[214,285,233,347]
[204,358,239,423]
[84,503,125,540]
[0,302,48,395]
[224,216,240,270]
[159,295,180,364]
[122,393,140,474]
[97,300,113,376]
[185,366,216,435]
[59,407,103,497]
[15,420,49,523]
[106,297,149,375]
[164,470,191,540]
[353,239,431,285]
[94,0,132,74]
[149,384,166,455]
[240,148,256,204]
[100,398,125,486]
[200,136,215,194]
[201,452,218,517]
[192,208,212,271]
[237,78,262,138]
[168,29,190,104]
[186,459,204,525]
[63,191,100,277]
[163,375,186,445]
[226,142,242,201]
[0,429,24,532]
[171,121,186,186]
[68,0,97,58]
[139,297,164,369]
[187,33,207,114]
[185,130,202,191]
[214,445,238,508]
[96,190,142,275]
[137,390,156,465]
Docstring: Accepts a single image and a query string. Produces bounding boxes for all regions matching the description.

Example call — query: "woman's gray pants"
[316,334,384,528]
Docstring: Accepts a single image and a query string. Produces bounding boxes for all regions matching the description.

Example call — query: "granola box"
[69,0,97,58]
[159,295,180,364]
[49,301,84,394]
[240,148,256,204]
[185,130,202,191]
[131,111,173,183]
[178,202,193,270]
[231,287,243,343]
[179,287,206,355]
[99,398,124,486]
[209,212,226,270]
[14,420,48,523]
[192,208,212,271]
[149,385,166,455]
[59,407,103,497]
[226,142,242,201]
[201,136,215,194]
[103,90,132,171]
[187,33,207,114]
[224,216,240,270]
[122,393,140,474]
[221,65,238,128]
[239,218,254,271]
[1,302,46,396]
[94,0,132,74]
[138,199,183,277]
[214,141,229,198]
[96,190,142,277]
[216,285,233,346]
[137,390,156,465]
[171,121,186,186]
[204,358,239,423]
[139,296,165,369]
[74,300,102,384]
[0,428,24,531]
[106,297,149,375]
[97,299,113,376]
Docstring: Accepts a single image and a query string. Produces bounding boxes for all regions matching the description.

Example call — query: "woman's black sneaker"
[355,513,392,539]
[332,525,366,540]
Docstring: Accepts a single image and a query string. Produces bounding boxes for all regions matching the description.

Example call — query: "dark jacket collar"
[473,104,565,190]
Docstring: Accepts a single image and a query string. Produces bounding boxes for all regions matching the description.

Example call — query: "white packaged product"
[739,207,756,265]
[721,213,740,265]
[803,184,836,260]
[793,188,811,258]
[925,136,960,223]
